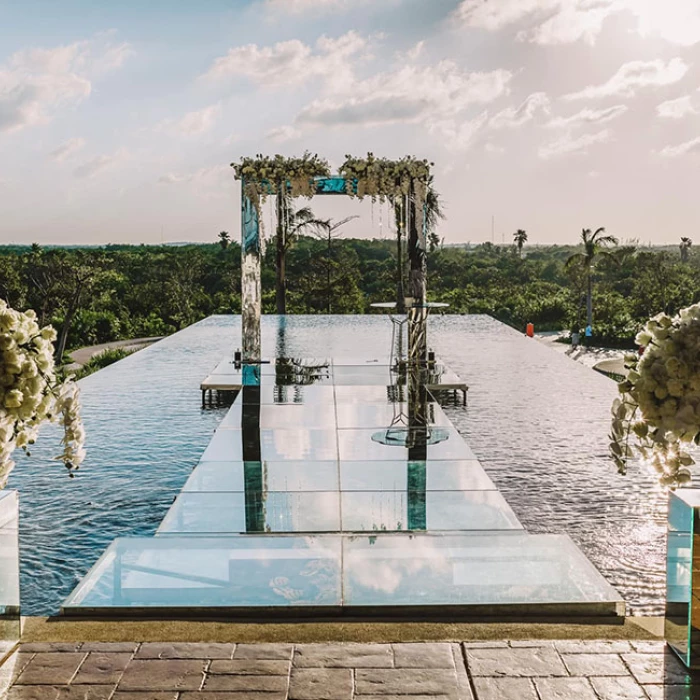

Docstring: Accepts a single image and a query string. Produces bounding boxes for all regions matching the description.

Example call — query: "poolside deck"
[62,356,623,619]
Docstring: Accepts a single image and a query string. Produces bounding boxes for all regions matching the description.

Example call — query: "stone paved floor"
[0,640,697,699]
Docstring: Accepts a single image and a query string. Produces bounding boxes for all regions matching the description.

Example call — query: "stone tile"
[181,693,287,700]
[117,659,206,691]
[294,643,393,668]
[356,697,458,700]
[233,643,293,660]
[534,677,598,700]
[590,676,649,700]
[0,652,35,682]
[288,668,353,700]
[630,641,666,654]
[555,640,632,654]
[208,659,290,675]
[462,642,508,649]
[562,653,628,676]
[622,652,693,685]
[134,643,234,660]
[510,641,555,648]
[55,686,115,699]
[80,643,138,653]
[19,644,82,653]
[203,673,289,692]
[472,677,537,700]
[355,668,459,696]
[112,693,178,700]
[72,652,132,685]
[15,653,86,685]
[466,647,567,677]
[643,685,700,700]
[393,643,455,669]
[4,687,60,700]
[451,644,474,700]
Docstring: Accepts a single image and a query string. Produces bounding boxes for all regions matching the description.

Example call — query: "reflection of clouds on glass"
[347,537,450,594]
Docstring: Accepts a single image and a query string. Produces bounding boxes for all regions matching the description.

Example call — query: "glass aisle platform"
[62,358,624,618]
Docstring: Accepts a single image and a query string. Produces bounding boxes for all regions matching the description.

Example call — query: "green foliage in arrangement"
[1,237,699,356]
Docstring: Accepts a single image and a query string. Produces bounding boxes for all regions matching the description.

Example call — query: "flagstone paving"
[1,640,698,699]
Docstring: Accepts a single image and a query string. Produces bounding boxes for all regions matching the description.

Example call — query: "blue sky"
[0,0,699,246]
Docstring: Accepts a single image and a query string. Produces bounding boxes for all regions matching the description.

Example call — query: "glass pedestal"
[666,489,700,668]
[0,490,19,661]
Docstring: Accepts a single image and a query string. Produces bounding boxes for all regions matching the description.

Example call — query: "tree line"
[0,231,697,358]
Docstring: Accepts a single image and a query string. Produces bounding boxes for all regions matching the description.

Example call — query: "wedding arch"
[231,152,434,373]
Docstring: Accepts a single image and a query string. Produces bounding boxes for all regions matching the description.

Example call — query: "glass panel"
[343,533,623,608]
[158,492,341,534]
[202,429,338,462]
[336,403,449,429]
[252,385,337,405]
[334,386,409,404]
[62,536,342,609]
[62,533,621,613]
[339,460,496,492]
[338,428,476,461]
[221,404,336,429]
[0,490,19,656]
[666,490,693,667]
[340,491,522,532]
[183,460,338,493]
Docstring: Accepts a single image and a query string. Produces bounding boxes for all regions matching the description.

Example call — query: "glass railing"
[0,490,20,659]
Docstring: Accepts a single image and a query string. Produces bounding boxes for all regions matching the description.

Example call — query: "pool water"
[8,315,670,615]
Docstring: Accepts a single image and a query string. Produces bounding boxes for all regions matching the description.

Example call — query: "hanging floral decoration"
[339,153,433,203]
[232,153,331,206]
[610,303,700,486]
[0,300,85,489]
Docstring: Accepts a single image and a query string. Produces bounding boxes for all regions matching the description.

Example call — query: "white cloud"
[657,95,697,119]
[565,58,689,100]
[489,92,550,128]
[659,136,700,157]
[49,137,86,161]
[158,165,232,198]
[156,104,221,136]
[538,129,611,159]
[296,62,511,131]
[201,31,366,89]
[484,142,505,155]
[0,35,132,134]
[547,104,628,128]
[266,125,301,142]
[454,0,700,46]
[73,150,124,179]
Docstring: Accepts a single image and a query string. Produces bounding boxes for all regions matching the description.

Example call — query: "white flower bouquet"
[611,303,700,485]
[0,300,85,488]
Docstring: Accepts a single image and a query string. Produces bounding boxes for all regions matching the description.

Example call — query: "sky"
[0,0,699,246]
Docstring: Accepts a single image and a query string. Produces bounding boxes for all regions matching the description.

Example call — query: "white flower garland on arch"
[0,300,85,488]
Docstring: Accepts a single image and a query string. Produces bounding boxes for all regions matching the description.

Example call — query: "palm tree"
[276,204,328,314]
[217,231,230,250]
[680,237,692,263]
[513,229,528,258]
[315,216,358,314]
[565,227,618,332]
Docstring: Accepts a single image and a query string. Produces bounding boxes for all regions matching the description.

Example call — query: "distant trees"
[565,227,618,331]
[513,229,528,258]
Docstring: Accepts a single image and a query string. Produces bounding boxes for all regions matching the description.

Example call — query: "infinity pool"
[9,315,670,615]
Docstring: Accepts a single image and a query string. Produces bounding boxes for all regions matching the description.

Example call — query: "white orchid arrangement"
[610,303,700,486]
[0,300,85,489]
[339,153,432,202]
[231,152,331,204]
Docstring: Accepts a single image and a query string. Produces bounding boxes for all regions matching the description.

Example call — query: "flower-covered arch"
[231,152,434,371]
